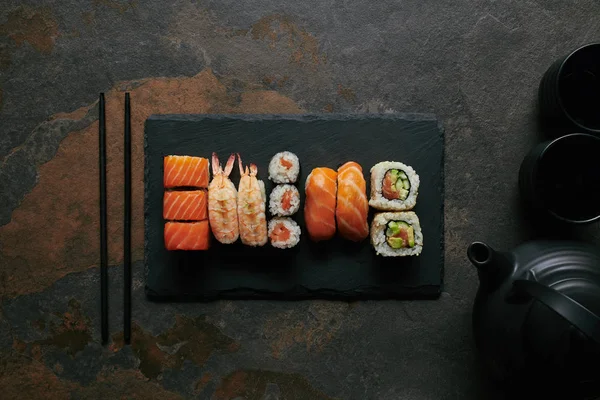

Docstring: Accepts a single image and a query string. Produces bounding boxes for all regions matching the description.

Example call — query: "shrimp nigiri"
[207,153,239,244]
[236,153,268,246]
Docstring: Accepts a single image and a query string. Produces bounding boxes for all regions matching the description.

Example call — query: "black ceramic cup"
[519,133,600,224]
[538,43,600,137]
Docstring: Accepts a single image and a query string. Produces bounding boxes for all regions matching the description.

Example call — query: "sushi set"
[144,114,444,300]
[162,151,423,256]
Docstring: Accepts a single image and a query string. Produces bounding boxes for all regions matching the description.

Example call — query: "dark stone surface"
[145,114,443,300]
[1,0,600,399]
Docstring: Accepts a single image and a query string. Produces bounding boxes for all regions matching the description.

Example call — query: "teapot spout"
[468,241,513,291]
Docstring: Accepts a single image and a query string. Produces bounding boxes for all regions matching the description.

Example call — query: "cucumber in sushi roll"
[370,212,423,256]
[369,161,419,211]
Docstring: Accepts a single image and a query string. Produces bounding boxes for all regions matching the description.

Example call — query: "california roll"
[370,211,423,256]
[369,161,419,211]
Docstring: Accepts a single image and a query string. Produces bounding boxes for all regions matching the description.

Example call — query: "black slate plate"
[144,114,444,301]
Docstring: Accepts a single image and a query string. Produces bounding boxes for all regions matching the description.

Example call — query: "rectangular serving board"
[144,114,444,300]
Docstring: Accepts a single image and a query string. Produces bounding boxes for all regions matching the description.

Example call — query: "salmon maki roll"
[304,167,337,242]
[268,217,301,249]
[164,155,209,188]
[163,190,207,221]
[164,221,210,250]
[336,161,369,242]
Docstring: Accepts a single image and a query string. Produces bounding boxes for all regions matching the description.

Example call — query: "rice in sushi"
[369,161,419,211]
[370,211,423,256]
[268,151,300,184]
[268,217,301,249]
[269,184,300,216]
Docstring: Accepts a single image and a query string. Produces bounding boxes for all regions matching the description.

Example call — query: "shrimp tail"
[249,163,258,176]
[224,153,236,176]
[211,152,221,175]
[237,153,245,176]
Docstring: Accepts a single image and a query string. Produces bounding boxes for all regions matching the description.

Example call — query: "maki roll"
[269,184,300,216]
[268,217,301,249]
[370,212,423,256]
[369,161,419,211]
[268,151,300,184]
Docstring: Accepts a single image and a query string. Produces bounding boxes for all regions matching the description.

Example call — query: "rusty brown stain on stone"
[12,299,92,357]
[337,84,356,104]
[0,6,59,54]
[52,362,64,374]
[31,343,43,361]
[214,369,335,400]
[12,338,27,353]
[323,103,334,113]
[262,76,275,86]
[0,355,74,399]
[38,299,92,356]
[76,368,184,399]
[236,91,303,114]
[112,324,165,379]
[264,302,350,359]
[112,314,239,380]
[232,28,249,37]
[93,0,138,14]
[250,15,324,66]
[49,104,91,121]
[266,75,291,88]
[194,372,213,394]
[0,350,184,399]
[0,68,303,298]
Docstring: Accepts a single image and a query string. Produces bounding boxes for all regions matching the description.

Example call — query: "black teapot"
[467,240,600,399]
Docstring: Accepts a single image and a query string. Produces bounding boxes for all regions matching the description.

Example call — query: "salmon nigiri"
[164,221,210,250]
[164,155,209,188]
[336,161,369,241]
[304,167,337,241]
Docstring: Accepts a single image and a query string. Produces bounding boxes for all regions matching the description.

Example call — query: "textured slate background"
[1,1,600,399]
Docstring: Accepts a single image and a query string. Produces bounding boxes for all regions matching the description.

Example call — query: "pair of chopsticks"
[99,92,132,345]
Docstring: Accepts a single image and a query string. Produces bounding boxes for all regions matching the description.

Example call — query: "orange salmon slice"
[163,190,207,221]
[164,155,209,188]
[336,161,369,242]
[304,167,337,242]
[164,221,210,250]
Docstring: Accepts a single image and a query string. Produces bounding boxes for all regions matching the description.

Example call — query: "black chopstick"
[124,93,132,344]
[99,93,108,344]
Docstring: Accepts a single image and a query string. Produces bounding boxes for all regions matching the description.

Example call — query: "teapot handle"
[513,279,600,345]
